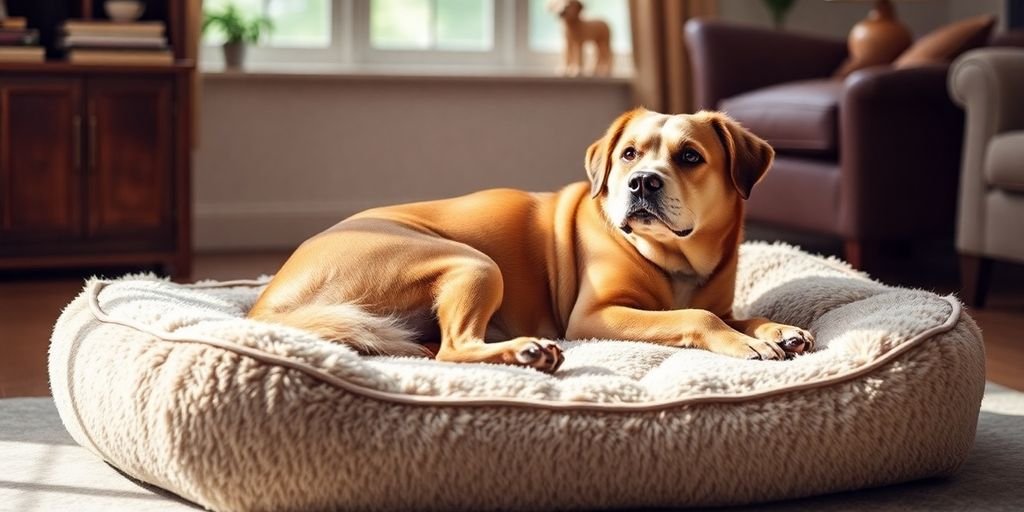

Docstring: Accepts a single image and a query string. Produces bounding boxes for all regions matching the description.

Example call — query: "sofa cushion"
[719,79,842,156]
[985,190,1024,263]
[746,156,840,235]
[986,131,1024,192]
[895,15,996,67]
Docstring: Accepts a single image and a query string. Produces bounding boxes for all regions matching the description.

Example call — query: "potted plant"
[202,3,272,69]
[762,0,798,30]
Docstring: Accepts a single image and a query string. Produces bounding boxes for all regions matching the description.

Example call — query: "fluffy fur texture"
[48,243,986,512]
[252,303,430,357]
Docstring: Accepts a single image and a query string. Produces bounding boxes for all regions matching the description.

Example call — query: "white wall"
[948,0,1007,30]
[718,0,1006,39]
[194,73,633,250]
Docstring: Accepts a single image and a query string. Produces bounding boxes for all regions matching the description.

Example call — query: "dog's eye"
[621,147,638,162]
[681,148,703,165]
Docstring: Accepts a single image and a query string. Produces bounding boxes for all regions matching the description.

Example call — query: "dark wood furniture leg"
[844,239,867,270]
[960,254,993,308]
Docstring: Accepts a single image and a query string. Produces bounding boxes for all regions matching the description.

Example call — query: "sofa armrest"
[837,65,964,240]
[950,49,1024,134]
[684,19,848,110]
[948,48,1024,253]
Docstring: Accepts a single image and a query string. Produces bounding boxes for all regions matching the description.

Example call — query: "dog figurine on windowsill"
[548,0,612,77]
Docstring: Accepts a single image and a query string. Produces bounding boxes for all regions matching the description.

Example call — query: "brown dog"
[249,108,814,373]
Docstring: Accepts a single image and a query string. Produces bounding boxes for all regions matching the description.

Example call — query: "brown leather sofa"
[685,19,969,269]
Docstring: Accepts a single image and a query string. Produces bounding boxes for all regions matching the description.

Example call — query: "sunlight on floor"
[982,383,1024,416]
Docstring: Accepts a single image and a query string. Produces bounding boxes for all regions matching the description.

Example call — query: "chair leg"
[960,254,993,308]
[844,239,868,270]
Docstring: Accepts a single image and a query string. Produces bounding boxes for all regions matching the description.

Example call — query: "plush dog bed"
[48,243,985,512]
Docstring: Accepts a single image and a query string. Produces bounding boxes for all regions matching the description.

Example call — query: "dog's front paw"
[711,335,785,361]
[513,338,564,373]
[756,324,815,355]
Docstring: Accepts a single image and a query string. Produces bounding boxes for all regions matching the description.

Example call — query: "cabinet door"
[0,80,82,242]
[86,78,173,240]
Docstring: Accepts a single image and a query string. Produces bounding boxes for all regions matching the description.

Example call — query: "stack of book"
[0,17,44,63]
[62,19,172,65]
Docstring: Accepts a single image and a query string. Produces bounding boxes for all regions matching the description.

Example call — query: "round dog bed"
[48,243,985,511]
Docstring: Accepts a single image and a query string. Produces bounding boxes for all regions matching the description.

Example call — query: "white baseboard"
[194,199,416,251]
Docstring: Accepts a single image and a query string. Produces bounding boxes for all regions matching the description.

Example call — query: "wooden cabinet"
[0,66,192,278]
[86,78,173,241]
[0,0,196,278]
[0,79,82,242]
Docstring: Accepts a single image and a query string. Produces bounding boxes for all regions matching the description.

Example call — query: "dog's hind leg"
[432,253,563,374]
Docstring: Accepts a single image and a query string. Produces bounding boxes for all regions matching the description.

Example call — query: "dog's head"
[547,0,583,19]
[585,108,773,260]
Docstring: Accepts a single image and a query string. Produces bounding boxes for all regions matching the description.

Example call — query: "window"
[202,0,632,73]
[370,0,494,51]
[204,0,332,48]
[267,0,333,47]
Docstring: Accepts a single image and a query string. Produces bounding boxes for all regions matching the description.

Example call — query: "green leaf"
[203,2,275,44]
[762,0,798,29]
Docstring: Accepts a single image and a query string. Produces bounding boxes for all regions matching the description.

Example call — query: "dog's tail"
[253,303,431,357]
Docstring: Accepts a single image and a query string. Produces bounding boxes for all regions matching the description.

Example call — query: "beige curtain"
[629,0,716,114]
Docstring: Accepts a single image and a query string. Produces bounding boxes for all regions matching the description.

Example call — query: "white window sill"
[200,63,633,85]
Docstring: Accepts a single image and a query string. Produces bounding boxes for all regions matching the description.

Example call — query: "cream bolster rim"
[77,278,962,413]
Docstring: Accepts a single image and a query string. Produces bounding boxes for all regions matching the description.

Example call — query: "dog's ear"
[708,113,774,200]
[586,108,643,198]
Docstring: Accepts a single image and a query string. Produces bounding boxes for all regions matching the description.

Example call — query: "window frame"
[200,0,632,74]
[352,0,508,67]
[202,0,349,69]
[512,0,561,72]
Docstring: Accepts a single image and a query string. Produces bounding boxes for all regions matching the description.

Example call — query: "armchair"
[685,19,967,269]
[949,48,1024,307]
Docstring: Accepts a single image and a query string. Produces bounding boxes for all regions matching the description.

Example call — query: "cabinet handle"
[73,115,82,171]
[89,115,97,170]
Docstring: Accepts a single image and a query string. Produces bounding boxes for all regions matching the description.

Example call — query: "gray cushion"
[986,131,1024,192]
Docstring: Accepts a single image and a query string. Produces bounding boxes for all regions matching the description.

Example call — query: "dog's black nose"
[627,172,663,196]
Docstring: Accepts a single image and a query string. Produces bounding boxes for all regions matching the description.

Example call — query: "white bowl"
[105,0,145,22]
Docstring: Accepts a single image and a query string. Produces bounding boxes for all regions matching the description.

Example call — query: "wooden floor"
[1,246,1022,398]
[0,252,290,398]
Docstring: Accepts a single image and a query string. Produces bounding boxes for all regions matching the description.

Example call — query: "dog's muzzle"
[620,186,693,238]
